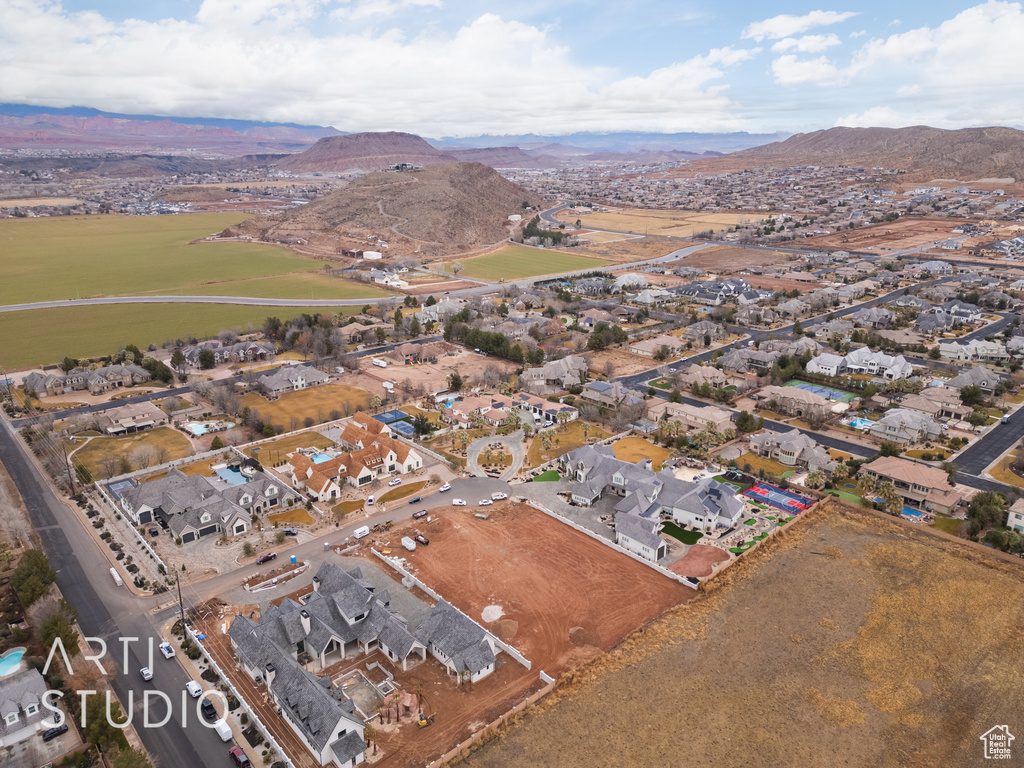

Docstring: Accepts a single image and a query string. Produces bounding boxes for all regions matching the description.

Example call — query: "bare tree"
[602,361,615,379]
[189,376,213,400]
[99,454,120,479]
[450,261,464,276]
[153,446,170,465]
[132,446,155,469]
[218,329,239,345]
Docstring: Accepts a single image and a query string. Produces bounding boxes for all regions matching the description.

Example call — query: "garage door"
[181,532,195,543]
[199,525,219,538]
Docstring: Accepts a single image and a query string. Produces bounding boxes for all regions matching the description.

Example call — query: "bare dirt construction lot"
[400,502,690,673]
[801,217,965,253]
[668,244,795,273]
[359,349,519,391]
[583,348,659,378]
[464,502,1024,768]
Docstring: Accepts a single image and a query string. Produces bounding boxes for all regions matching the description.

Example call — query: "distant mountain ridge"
[734,125,1024,179]
[431,130,789,154]
[275,131,455,172]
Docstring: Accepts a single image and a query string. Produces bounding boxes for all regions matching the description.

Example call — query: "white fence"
[93,483,167,574]
[370,548,534,671]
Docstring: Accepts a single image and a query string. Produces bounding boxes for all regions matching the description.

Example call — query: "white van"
[353,526,370,539]
[213,719,232,742]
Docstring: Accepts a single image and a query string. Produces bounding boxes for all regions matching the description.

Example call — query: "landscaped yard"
[527,421,609,467]
[72,427,192,479]
[239,383,372,429]
[660,521,703,545]
[243,431,335,462]
[988,450,1024,488]
[931,516,962,535]
[612,436,672,470]
[402,404,444,427]
[449,245,611,281]
[533,470,560,482]
[332,500,365,517]
[268,508,316,526]
[377,480,427,505]
[733,451,792,478]
[0,303,357,369]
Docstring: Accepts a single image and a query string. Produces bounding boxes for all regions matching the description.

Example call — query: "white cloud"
[743,10,857,41]
[896,84,920,97]
[834,106,904,128]
[771,54,844,87]
[849,29,866,38]
[331,0,442,22]
[771,33,841,53]
[0,3,756,135]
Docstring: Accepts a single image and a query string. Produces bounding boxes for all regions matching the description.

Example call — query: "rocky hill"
[734,125,1024,179]
[228,161,540,257]
[446,146,557,168]
[275,131,455,172]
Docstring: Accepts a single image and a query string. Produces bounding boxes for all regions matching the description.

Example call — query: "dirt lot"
[359,349,518,391]
[465,502,1024,768]
[801,217,965,253]
[399,502,690,674]
[576,236,678,262]
[667,245,795,274]
[668,543,730,578]
[403,278,478,296]
[745,274,821,293]
[583,348,659,378]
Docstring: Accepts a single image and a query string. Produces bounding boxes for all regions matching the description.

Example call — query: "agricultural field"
[239,383,372,429]
[559,208,752,238]
[148,272,393,301]
[0,213,390,305]
[71,427,192,480]
[468,503,1024,768]
[448,245,611,281]
[0,302,352,370]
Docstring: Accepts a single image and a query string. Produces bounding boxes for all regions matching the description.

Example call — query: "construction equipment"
[383,520,394,530]
[372,523,383,533]
[417,713,435,729]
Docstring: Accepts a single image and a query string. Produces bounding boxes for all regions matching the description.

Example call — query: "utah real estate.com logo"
[981,726,1015,760]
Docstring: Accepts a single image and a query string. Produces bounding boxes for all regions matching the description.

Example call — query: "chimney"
[299,610,311,635]
[264,662,276,686]
[311,576,321,592]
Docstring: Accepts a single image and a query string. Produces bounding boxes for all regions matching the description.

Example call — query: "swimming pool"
[312,453,334,464]
[186,421,235,436]
[215,467,249,485]
[844,417,874,430]
[0,647,26,677]
[902,507,923,518]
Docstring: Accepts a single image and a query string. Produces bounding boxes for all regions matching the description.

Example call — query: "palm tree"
[857,472,876,498]
[877,480,901,513]
[415,682,429,715]
[541,433,552,451]
[832,463,850,483]
[364,724,378,755]
[805,469,826,489]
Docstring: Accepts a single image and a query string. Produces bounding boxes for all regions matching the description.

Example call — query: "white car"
[478,499,493,506]
[158,642,175,659]
[140,667,153,681]
[490,492,508,501]
[185,680,202,698]
[452,498,467,506]
[438,483,452,493]
[543,420,554,428]
[388,478,402,487]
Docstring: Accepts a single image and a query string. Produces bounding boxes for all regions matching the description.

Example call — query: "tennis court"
[783,380,857,403]
[374,410,411,425]
[389,420,416,436]
[105,478,138,500]
[742,482,815,513]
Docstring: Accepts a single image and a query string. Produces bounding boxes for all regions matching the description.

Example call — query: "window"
[5,712,18,725]
[25,705,37,715]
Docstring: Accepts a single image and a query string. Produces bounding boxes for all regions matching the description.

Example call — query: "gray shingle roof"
[415,600,496,675]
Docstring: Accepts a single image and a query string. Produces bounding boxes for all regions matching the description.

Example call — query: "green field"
[0,303,358,369]
[0,214,391,304]
[449,245,611,281]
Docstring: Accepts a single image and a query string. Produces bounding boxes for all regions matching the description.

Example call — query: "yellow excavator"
[417,712,435,729]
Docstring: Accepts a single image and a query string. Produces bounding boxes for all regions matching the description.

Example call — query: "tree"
[857,473,877,498]
[369,395,382,410]
[447,372,463,392]
[41,614,80,657]
[805,470,826,489]
[111,747,152,768]
[967,490,1006,529]
[170,349,187,374]
[451,261,464,276]
[83,693,129,753]
[940,460,958,485]
[959,385,984,408]
[928,347,941,360]
[876,480,903,514]
[198,348,216,369]
[735,410,758,434]
[243,542,255,557]
[792,319,803,336]
[11,550,56,607]
[878,441,901,457]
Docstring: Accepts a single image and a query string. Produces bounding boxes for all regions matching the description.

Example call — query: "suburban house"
[866,409,942,445]
[645,400,734,434]
[520,356,588,395]
[755,385,835,420]
[676,365,729,390]
[414,599,500,684]
[946,366,1006,395]
[260,365,332,397]
[629,334,687,358]
[118,468,298,543]
[581,381,646,411]
[614,513,668,562]
[747,429,837,473]
[718,348,780,374]
[776,299,809,318]
[899,388,971,422]
[859,456,968,514]
[1007,498,1024,534]
[735,305,778,326]
[850,307,894,328]
[182,340,277,368]
[414,298,460,325]
[25,363,151,397]
[579,309,616,329]
[384,341,450,365]
[93,400,167,435]
[842,347,913,380]
[938,299,982,324]
[939,339,1010,363]
[916,309,956,335]
[683,320,726,342]
[0,668,57,750]
[290,416,423,499]
[806,353,848,378]
[561,444,744,534]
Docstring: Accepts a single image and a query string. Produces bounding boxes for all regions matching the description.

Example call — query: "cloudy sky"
[2,0,1022,136]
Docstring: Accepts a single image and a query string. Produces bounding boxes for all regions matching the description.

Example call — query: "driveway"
[466,430,525,481]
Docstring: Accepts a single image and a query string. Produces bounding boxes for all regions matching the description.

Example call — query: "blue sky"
[2,1,1022,136]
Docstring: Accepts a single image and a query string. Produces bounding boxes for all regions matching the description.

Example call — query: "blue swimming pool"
[902,507,923,518]
[187,421,235,436]
[312,453,334,464]
[844,417,874,430]
[215,467,249,485]
[0,647,26,677]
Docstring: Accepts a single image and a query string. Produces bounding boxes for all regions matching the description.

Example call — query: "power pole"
[176,573,186,626]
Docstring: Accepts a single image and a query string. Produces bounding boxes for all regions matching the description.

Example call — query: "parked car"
[478,499,493,506]
[366,496,375,506]
[408,496,422,504]
[229,747,252,768]
[413,509,428,520]
[282,528,299,536]
[414,534,429,546]
[438,483,452,493]
[256,552,277,564]
[42,725,68,742]
[185,680,202,698]
[148,528,159,537]
[201,698,217,721]
[490,492,508,501]
[139,667,153,681]
[543,420,554,428]
[159,642,175,659]
[388,478,402,487]
[452,499,467,506]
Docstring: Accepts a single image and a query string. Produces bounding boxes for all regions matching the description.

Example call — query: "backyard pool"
[844,417,874,430]
[312,453,334,464]
[0,647,26,677]
[215,466,249,485]
[902,507,924,518]
[186,421,235,436]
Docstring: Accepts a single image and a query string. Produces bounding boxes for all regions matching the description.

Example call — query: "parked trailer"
[372,358,388,368]
[110,568,124,587]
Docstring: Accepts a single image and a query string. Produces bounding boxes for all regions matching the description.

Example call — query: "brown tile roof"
[862,456,950,489]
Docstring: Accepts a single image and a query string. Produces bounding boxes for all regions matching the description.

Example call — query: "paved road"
[465,430,525,481]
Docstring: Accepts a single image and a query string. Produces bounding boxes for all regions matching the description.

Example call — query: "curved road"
[466,430,526,481]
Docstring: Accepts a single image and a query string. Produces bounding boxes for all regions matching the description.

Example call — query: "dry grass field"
[611,436,672,470]
[448,245,611,281]
[72,426,193,479]
[527,421,609,467]
[239,384,372,429]
[576,236,679,262]
[671,244,795,273]
[466,503,1024,768]
[559,208,752,237]
[801,217,964,253]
